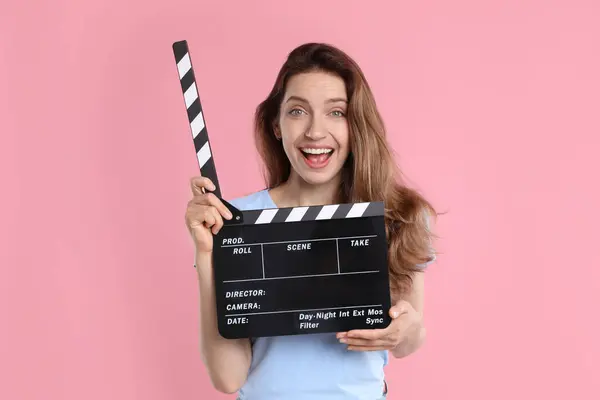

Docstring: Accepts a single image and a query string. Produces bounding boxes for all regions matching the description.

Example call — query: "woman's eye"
[289,109,304,116]
[331,110,345,117]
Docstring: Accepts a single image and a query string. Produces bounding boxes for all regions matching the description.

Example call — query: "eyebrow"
[285,95,347,104]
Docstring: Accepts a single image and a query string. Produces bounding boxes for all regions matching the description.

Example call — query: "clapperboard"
[172,40,392,339]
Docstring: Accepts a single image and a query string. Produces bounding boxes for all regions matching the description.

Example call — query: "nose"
[304,114,327,140]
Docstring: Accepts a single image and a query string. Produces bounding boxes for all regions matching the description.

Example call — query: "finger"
[344,328,388,340]
[209,207,225,234]
[204,192,233,220]
[347,345,392,352]
[190,176,216,195]
[339,337,390,347]
[201,208,217,228]
[190,175,216,191]
[190,193,232,220]
[186,203,224,229]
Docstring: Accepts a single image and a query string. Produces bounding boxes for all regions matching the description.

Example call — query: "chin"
[298,173,338,186]
[295,164,344,187]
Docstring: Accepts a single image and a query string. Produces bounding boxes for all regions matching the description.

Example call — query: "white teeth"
[301,148,333,155]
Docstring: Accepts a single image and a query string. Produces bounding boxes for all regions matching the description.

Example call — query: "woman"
[185,42,437,400]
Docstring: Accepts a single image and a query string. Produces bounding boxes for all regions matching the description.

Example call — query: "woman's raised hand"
[185,176,233,253]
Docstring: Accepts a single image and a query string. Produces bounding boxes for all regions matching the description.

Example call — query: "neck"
[271,171,342,208]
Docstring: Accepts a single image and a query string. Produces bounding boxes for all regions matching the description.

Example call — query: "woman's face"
[277,71,351,186]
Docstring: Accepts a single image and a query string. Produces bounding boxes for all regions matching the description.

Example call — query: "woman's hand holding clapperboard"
[336,299,424,355]
[185,174,252,394]
[185,175,233,253]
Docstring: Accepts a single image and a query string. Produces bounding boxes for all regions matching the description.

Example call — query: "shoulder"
[227,189,274,211]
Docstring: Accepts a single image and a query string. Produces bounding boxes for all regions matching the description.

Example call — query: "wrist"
[391,320,426,359]
[195,248,212,262]
[194,250,214,280]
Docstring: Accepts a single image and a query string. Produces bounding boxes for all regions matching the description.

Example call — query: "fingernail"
[339,338,346,343]
[392,311,399,318]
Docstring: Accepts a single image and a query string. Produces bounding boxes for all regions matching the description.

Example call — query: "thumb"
[389,301,408,319]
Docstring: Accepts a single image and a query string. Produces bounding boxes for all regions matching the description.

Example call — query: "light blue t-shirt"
[227,189,433,400]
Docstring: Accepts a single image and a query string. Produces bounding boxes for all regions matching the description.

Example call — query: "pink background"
[2,1,599,399]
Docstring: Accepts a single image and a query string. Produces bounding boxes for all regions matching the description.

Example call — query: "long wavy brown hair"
[253,43,437,296]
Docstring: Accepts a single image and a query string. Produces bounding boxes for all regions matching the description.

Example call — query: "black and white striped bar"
[172,40,392,339]
[173,40,222,198]
[240,201,382,225]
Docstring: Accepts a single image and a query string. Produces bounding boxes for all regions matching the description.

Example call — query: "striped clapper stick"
[172,40,391,339]
[173,40,243,222]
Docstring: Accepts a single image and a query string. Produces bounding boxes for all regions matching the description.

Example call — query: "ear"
[273,123,281,140]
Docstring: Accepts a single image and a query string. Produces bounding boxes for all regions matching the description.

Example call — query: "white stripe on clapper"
[184,83,199,108]
[196,141,211,168]
[285,206,309,222]
[255,209,278,224]
[190,112,205,139]
[177,53,192,78]
[346,202,370,218]
[315,204,339,220]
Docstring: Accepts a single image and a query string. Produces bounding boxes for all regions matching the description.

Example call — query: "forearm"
[196,251,252,393]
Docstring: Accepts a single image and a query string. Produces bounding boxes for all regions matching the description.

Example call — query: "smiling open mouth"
[299,147,334,168]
